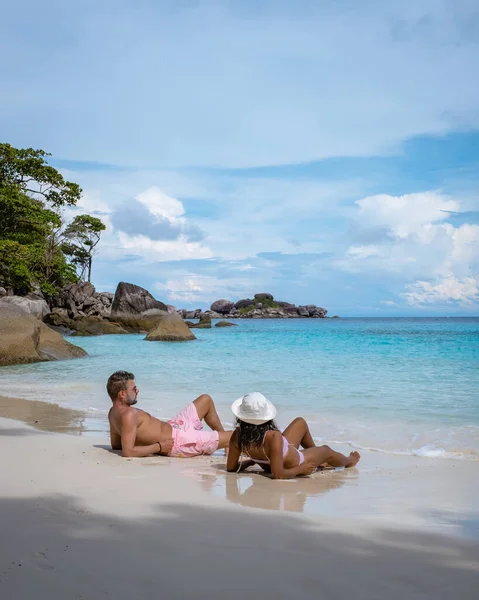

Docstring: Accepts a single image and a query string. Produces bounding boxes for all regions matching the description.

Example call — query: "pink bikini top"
[245,431,289,465]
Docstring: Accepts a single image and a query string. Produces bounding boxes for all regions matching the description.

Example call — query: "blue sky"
[1,0,478,315]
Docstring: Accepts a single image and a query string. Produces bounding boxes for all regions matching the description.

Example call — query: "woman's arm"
[267,431,313,479]
[226,429,242,472]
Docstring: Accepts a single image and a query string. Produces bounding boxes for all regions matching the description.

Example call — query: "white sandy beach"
[1,408,478,599]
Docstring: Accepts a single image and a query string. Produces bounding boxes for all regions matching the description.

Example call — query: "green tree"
[0,143,80,207]
[0,143,103,297]
[62,215,106,282]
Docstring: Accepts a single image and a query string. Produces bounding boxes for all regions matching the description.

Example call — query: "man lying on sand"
[107,370,232,458]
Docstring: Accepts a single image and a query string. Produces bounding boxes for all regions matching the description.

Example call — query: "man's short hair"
[107,370,135,400]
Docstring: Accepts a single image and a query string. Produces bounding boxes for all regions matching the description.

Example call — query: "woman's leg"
[282,417,316,449]
[302,445,360,468]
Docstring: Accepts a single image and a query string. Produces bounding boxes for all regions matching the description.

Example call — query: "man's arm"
[110,427,122,451]
[120,411,161,458]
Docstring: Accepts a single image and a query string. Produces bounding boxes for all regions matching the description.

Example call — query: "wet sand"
[0,415,478,599]
[0,395,104,435]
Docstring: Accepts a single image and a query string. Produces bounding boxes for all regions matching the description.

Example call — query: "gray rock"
[204,310,222,319]
[234,298,255,310]
[0,287,6,298]
[210,299,234,314]
[189,314,212,329]
[111,282,167,317]
[58,282,95,307]
[0,304,87,366]
[145,312,196,341]
[215,320,237,327]
[110,282,168,331]
[0,296,50,320]
[282,306,300,316]
[297,306,309,317]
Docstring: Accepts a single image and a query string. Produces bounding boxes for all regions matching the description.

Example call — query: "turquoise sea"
[1,318,478,460]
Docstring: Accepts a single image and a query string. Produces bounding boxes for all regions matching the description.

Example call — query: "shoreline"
[1,395,479,537]
[0,415,478,598]
[0,395,105,436]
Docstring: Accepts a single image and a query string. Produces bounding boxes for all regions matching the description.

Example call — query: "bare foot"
[346,451,360,467]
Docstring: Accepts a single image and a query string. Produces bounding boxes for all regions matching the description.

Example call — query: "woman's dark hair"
[236,418,279,453]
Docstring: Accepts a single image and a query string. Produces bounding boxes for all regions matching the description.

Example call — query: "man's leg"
[193,394,232,450]
[193,394,225,432]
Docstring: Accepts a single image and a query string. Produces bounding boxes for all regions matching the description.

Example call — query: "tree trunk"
[87,255,92,283]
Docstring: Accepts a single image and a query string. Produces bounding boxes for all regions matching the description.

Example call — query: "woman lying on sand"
[226,392,360,479]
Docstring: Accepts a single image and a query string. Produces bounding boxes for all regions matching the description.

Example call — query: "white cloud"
[354,191,459,238]
[1,2,478,167]
[343,191,479,306]
[154,274,256,305]
[402,275,479,306]
[136,187,185,223]
[347,245,381,259]
[117,233,212,262]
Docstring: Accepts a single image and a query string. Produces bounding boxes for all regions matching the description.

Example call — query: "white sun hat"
[231,392,277,425]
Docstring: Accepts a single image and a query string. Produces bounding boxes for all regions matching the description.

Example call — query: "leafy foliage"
[62,215,106,282]
[238,298,279,314]
[0,143,104,297]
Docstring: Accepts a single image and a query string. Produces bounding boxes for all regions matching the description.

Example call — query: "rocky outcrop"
[254,293,273,301]
[210,299,235,314]
[188,314,212,329]
[52,282,113,319]
[0,295,50,320]
[111,282,167,316]
[0,304,87,366]
[145,312,196,342]
[215,320,237,327]
[45,312,128,336]
[234,299,254,310]
[188,294,327,320]
[0,287,7,298]
[110,282,168,332]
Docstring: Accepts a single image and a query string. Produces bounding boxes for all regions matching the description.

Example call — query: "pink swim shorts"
[167,403,219,457]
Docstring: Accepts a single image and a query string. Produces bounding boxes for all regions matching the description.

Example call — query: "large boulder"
[71,316,128,336]
[254,293,274,302]
[0,304,87,366]
[112,282,167,315]
[276,301,295,308]
[234,298,255,310]
[55,282,95,307]
[215,320,237,327]
[145,312,196,342]
[189,314,212,329]
[210,299,234,314]
[0,296,50,320]
[111,282,168,331]
[0,287,6,298]
[44,312,127,336]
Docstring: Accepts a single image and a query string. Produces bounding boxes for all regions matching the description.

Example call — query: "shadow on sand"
[0,493,478,599]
